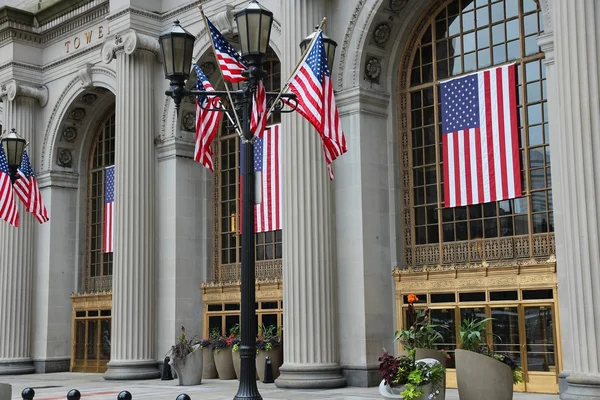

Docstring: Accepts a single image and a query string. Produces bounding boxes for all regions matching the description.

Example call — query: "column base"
[561,373,600,399]
[0,359,35,375]
[342,365,381,387]
[103,359,160,380]
[275,363,346,389]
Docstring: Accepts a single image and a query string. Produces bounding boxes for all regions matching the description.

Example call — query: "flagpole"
[265,17,327,119]
[197,2,245,140]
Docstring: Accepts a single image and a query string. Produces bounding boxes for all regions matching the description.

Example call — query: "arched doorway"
[394,0,558,394]
[71,109,115,373]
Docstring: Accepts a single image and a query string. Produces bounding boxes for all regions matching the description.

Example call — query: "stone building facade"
[0,0,597,398]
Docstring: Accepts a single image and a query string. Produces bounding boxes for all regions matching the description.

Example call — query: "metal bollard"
[161,356,174,380]
[263,356,274,383]
[175,394,191,400]
[21,387,35,400]
[117,391,132,400]
[67,389,81,400]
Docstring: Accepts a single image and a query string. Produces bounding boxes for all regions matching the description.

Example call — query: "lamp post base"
[275,363,346,389]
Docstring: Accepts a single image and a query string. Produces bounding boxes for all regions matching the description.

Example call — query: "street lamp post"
[159,2,294,399]
[1,128,27,183]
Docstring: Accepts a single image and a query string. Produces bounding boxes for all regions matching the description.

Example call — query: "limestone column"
[552,2,600,399]
[0,80,48,375]
[101,30,160,380]
[275,0,345,389]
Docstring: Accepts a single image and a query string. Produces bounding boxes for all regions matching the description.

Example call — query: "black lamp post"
[300,27,338,72]
[160,1,297,399]
[1,128,27,183]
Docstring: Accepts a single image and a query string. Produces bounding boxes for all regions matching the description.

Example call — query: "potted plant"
[378,350,445,399]
[394,294,448,399]
[199,327,219,379]
[212,326,237,380]
[255,324,282,380]
[454,317,523,400]
[168,326,203,386]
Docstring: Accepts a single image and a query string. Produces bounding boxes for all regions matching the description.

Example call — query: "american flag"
[206,17,247,83]
[14,149,49,223]
[440,63,521,208]
[287,31,347,180]
[254,124,281,232]
[239,124,282,233]
[251,80,267,138]
[103,165,115,253]
[193,63,223,171]
[0,145,18,227]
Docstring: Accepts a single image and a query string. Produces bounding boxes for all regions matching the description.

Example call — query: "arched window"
[86,111,115,292]
[401,0,551,267]
[212,47,282,282]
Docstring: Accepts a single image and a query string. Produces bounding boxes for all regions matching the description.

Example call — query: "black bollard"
[117,391,132,400]
[263,356,274,383]
[175,394,191,400]
[161,356,174,380]
[22,387,35,400]
[67,389,81,400]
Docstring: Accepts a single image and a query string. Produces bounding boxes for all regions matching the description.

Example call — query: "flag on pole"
[13,150,49,223]
[251,80,268,138]
[440,63,521,208]
[206,16,247,83]
[193,63,223,171]
[0,145,18,227]
[287,31,347,179]
[103,165,115,253]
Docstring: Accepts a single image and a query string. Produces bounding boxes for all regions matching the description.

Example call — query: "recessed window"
[522,289,553,300]
[459,292,486,302]
[431,293,456,303]
[490,291,518,301]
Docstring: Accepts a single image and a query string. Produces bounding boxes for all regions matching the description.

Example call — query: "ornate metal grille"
[85,111,115,292]
[212,48,283,282]
[399,0,553,269]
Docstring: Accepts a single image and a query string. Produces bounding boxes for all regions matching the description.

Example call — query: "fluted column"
[0,80,47,375]
[552,2,600,399]
[275,0,345,389]
[101,30,160,380]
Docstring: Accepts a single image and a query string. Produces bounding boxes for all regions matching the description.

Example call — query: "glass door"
[521,304,558,393]
[490,306,525,392]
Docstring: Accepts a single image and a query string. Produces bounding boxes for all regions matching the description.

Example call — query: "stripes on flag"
[287,31,346,179]
[251,80,267,138]
[0,145,18,227]
[103,165,115,253]
[14,150,49,224]
[193,63,223,171]
[440,63,521,208]
[205,16,247,83]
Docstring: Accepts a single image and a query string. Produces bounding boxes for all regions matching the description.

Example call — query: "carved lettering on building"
[65,24,110,54]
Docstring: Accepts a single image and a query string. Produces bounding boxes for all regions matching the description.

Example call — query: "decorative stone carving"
[61,127,77,142]
[373,22,391,46]
[57,149,73,168]
[365,57,382,83]
[70,108,86,121]
[81,93,98,104]
[101,29,161,64]
[200,61,216,76]
[211,5,236,34]
[0,79,49,107]
[77,63,93,87]
[389,0,409,12]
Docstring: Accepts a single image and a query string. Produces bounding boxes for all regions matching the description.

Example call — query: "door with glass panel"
[521,304,557,393]
[490,306,525,392]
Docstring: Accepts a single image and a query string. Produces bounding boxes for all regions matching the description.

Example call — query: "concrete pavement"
[0,372,560,400]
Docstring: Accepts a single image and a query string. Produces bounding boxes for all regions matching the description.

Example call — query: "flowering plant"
[395,294,445,355]
[378,351,445,400]
[256,324,281,352]
[212,324,240,353]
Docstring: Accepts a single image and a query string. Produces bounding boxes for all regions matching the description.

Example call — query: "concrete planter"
[213,347,236,380]
[170,344,203,386]
[378,381,433,399]
[415,349,446,400]
[202,347,218,379]
[233,349,240,379]
[256,346,282,381]
[455,349,513,400]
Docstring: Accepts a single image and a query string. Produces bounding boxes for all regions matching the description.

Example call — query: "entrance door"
[521,304,558,393]
[490,306,526,392]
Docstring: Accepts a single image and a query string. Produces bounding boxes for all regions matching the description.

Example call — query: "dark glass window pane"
[470,220,483,239]
[456,222,468,240]
[416,226,427,244]
[208,304,223,312]
[443,223,455,242]
[484,218,498,238]
[261,301,278,310]
[522,289,553,300]
[427,225,439,243]
[515,215,529,235]
[459,292,486,302]
[431,293,456,303]
[490,291,518,301]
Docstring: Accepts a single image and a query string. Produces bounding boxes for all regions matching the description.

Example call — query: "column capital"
[101,29,161,64]
[0,80,48,107]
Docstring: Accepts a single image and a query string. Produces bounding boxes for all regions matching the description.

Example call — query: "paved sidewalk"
[0,372,559,400]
